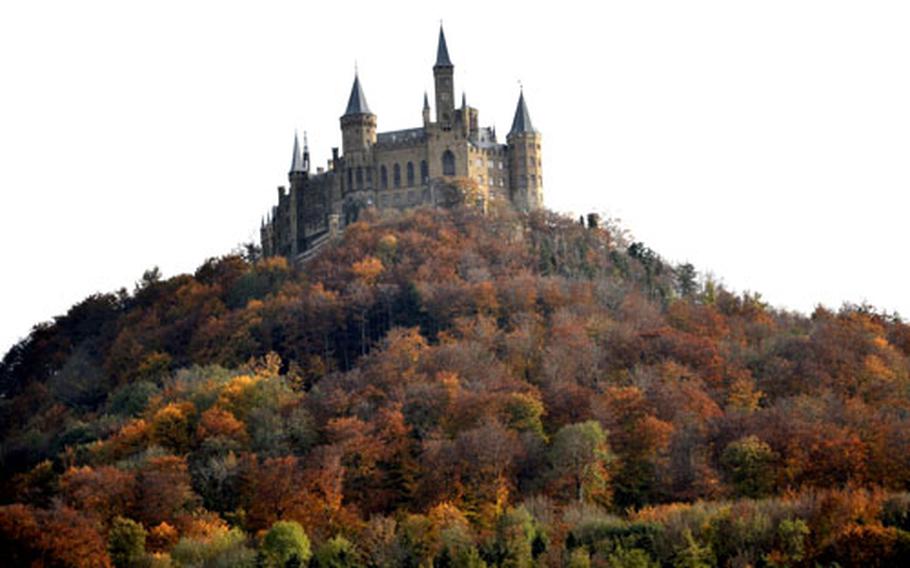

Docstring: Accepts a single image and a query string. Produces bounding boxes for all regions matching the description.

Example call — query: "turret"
[340,72,377,155]
[422,91,431,127]
[433,25,455,128]
[289,131,307,181]
[507,90,543,210]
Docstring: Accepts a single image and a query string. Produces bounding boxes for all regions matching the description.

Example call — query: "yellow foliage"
[217,374,263,418]
[428,502,471,532]
[151,402,196,452]
[864,354,896,382]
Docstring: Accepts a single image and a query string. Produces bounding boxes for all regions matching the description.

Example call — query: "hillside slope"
[3,206,910,566]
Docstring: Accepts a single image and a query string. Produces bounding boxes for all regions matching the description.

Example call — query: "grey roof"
[376,127,426,145]
[344,73,372,116]
[470,127,503,150]
[435,25,453,67]
[509,91,537,135]
[289,132,305,173]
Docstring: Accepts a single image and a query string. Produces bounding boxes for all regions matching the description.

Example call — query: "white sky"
[1,1,909,355]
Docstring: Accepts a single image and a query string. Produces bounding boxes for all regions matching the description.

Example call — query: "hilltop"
[2,206,910,566]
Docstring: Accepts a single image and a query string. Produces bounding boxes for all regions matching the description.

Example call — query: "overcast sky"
[2,1,909,356]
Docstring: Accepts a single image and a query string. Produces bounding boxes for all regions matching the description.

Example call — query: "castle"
[260,25,543,261]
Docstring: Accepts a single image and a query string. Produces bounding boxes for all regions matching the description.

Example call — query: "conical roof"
[509,91,537,135]
[289,132,305,173]
[344,73,372,116]
[435,25,453,67]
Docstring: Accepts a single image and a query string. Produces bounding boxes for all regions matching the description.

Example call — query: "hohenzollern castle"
[261,25,543,262]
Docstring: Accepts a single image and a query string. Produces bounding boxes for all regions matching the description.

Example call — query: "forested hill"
[3,206,910,567]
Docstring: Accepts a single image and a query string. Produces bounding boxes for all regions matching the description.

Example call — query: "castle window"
[393,163,401,187]
[442,150,456,176]
[380,165,388,189]
[347,168,353,189]
[420,160,428,183]
[366,167,373,185]
[407,162,415,187]
[356,167,364,189]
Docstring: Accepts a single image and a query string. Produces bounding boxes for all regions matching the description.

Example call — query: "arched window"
[380,165,388,189]
[393,163,401,187]
[347,168,353,189]
[420,160,428,183]
[356,167,364,190]
[406,162,415,187]
[366,167,373,185]
[442,150,456,176]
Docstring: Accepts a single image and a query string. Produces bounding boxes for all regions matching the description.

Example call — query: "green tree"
[675,263,698,298]
[549,421,612,504]
[108,516,147,568]
[313,535,363,568]
[489,506,546,568]
[672,530,714,568]
[720,436,777,498]
[764,519,809,568]
[606,546,659,568]
[260,521,312,568]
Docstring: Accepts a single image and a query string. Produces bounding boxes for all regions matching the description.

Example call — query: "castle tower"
[340,72,377,156]
[288,132,308,256]
[340,72,377,195]
[433,25,455,128]
[507,90,543,210]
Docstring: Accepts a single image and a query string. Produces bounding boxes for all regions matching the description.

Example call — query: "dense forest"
[3,205,910,567]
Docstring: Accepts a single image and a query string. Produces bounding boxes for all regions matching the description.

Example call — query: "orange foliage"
[60,465,136,525]
[196,406,248,443]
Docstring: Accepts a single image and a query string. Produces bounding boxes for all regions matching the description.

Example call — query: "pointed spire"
[509,90,537,135]
[289,131,305,174]
[344,71,372,116]
[462,91,467,109]
[435,24,453,67]
[302,131,310,172]
[423,91,430,110]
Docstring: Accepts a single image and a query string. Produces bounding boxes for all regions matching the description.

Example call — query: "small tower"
[340,71,377,156]
[507,90,543,210]
[433,25,455,128]
[288,132,307,257]
[422,91,431,127]
[289,131,307,180]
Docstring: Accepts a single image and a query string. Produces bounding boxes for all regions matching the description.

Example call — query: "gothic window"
[407,162,415,187]
[356,167,364,190]
[442,150,456,176]
[393,163,401,187]
[347,168,353,189]
[380,165,388,189]
[366,167,373,185]
[421,160,428,183]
